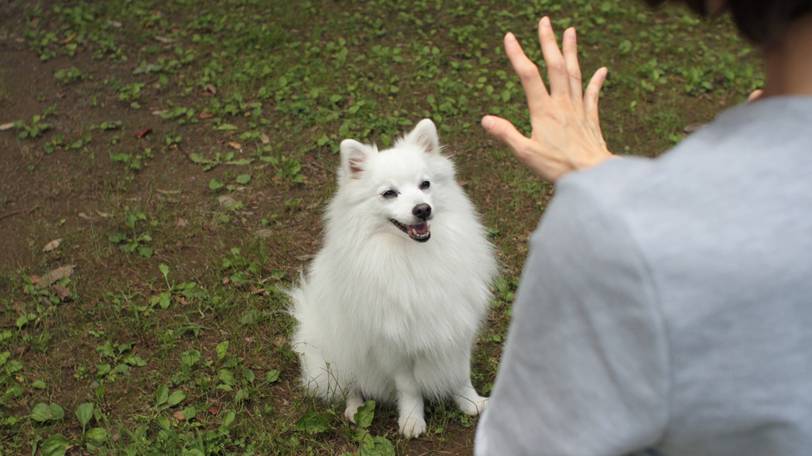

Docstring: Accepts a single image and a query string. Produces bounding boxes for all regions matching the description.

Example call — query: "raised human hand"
[482,17,614,182]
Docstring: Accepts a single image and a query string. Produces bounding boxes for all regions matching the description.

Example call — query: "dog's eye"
[419,180,431,190]
[381,189,398,199]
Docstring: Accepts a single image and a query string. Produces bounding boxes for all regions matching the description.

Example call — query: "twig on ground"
[0,205,39,222]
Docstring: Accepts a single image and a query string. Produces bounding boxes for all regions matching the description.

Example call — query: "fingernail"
[541,16,550,26]
[481,116,494,129]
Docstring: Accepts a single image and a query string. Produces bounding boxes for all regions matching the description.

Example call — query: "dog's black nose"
[413,203,432,220]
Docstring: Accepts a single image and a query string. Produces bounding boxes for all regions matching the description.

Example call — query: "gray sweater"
[475,97,812,455]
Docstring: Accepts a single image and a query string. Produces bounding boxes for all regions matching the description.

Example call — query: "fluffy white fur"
[289,119,497,438]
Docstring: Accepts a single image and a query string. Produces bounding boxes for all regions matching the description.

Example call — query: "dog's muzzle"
[390,219,431,242]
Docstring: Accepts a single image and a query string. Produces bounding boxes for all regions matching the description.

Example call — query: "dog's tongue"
[409,223,428,236]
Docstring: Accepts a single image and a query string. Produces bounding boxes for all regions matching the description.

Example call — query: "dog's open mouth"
[390,219,431,242]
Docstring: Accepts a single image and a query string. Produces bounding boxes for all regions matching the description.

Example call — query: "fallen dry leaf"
[260,133,270,144]
[204,84,217,95]
[207,404,221,415]
[42,239,62,252]
[0,122,15,131]
[227,141,242,150]
[175,218,188,228]
[134,128,152,138]
[36,265,75,287]
[172,410,186,421]
[198,111,213,120]
[51,284,71,301]
[273,335,287,348]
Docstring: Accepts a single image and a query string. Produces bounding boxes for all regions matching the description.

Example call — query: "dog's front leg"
[394,370,426,438]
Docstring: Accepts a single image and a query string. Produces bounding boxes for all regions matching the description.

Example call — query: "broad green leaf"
[137,245,153,258]
[31,402,63,423]
[49,403,64,421]
[167,390,186,407]
[86,427,108,444]
[181,350,201,368]
[155,384,169,407]
[208,178,224,192]
[215,341,229,360]
[158,291,171,309]
[31,403,53,422]
[5,359,22,374]
[215,123,238,131]
[188,153,208,164]
[354,400,376,429]
[96,363,111,378]
[159,263,170,278]
[124,354,146,367]
[226,158,253,166]
[296,410,330,435]
[40,434,71,456]
[75,402,94,430]
[265,369,280,383]
[218,369,235,386]
[359,435,396,456]
[181,405,196,420]
[235,174,251,185]
[221,410,236,428]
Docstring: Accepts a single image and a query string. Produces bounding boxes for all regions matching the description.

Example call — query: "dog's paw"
[344,403,360,423]
[398,415,427,438]
[343,394,364,423]
[456,395,488,416]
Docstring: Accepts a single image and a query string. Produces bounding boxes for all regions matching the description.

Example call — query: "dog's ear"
[405,118,440,154]
[340,139,373,179]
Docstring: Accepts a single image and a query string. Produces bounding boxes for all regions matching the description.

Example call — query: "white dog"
[289,119,497,438]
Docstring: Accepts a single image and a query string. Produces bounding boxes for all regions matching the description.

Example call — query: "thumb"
[481,115,529,155]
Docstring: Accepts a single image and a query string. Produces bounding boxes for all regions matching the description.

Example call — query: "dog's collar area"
[389,219,431,242]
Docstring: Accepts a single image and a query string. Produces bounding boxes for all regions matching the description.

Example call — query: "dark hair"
[647,0,812,45]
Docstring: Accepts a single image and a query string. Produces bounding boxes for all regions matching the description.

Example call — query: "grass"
[0,0,761,454]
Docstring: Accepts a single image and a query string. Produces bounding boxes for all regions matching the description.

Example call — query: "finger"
[503,32,549,117]
[562,27,583,100]
[747,89,763,102]
[584,67,608,127]
[481,115,532,155]
[538,16,569,98]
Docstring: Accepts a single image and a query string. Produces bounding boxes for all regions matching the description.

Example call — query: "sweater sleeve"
[475,175,670,456]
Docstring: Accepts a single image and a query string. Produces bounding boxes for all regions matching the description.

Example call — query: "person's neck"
[763,15,812,97]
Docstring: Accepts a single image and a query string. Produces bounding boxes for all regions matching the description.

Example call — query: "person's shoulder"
[554,155,655,217]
